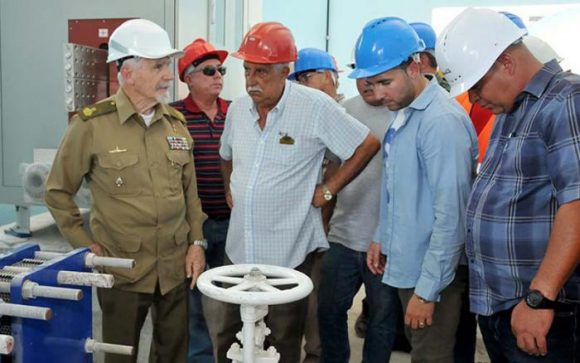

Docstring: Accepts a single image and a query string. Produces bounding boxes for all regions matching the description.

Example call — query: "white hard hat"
[436,8,527,97]
[523,35,563,64]
[107,19,183,63]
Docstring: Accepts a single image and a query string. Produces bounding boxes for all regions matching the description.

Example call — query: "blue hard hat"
[410,22,437,50]
[349,17,425,79]
[500,11,528,31]
[288,48,337,80]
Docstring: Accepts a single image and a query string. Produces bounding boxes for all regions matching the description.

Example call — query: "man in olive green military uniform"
[45,19,206,363]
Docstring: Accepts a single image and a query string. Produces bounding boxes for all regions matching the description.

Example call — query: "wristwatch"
[322,184,333,201]
[525,289,557,309]
[191,239,208,250]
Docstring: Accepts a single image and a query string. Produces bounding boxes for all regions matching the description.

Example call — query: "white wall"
[262,0,580,98]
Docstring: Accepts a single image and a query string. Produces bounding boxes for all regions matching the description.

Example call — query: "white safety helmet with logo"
[435,8,527,97]
[107,18,183,64]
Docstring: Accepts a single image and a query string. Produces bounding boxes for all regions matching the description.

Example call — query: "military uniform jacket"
[45,89,206,295]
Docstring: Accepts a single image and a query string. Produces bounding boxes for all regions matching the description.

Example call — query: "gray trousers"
[206,254,315,363]
[398,266,468,363]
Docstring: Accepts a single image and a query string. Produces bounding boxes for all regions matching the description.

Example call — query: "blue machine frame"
[0,243,93,363]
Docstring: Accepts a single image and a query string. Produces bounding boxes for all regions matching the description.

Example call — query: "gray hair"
[272,63,290,74]
[182,64,196,79]
[117,57,144,86]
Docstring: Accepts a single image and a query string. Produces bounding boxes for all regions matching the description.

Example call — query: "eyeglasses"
[193,65,227,77]
[296,70,324,84]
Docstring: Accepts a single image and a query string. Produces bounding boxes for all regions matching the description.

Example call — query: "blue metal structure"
[0,243,93,363]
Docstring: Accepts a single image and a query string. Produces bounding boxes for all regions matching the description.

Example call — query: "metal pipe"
[57,271,114,288]
[21,281,83,301]
[0,302,52,320]
[0,334,14,354]
[85,253,135,269]
[34,251,65,260]
[2,266,29,273]
[85,339,133,356]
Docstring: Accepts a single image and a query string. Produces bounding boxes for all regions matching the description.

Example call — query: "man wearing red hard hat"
[171,38,230,363]
[209,22,380,363]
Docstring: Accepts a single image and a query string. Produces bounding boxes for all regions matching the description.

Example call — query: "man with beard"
[357,17,478,362]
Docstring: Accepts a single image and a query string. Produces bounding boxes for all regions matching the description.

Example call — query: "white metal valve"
[197,265,313,363]
[197,264,313,306]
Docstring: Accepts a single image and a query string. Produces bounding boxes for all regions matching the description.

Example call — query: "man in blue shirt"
[437,8,580,361]
[352,17,478,362]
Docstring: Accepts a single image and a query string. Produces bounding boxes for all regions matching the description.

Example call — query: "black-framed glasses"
[194,65,227,77]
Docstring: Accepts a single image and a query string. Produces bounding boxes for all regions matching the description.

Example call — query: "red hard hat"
[232,22,297,64]
[178,38,228,81]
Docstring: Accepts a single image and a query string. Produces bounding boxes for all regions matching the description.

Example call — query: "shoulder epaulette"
[167,106,186,123]
[78,100,117,121]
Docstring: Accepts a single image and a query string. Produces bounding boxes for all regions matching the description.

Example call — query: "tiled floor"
[0,211,490,362]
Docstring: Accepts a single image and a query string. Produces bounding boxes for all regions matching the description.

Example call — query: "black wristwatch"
[525,289,557,310]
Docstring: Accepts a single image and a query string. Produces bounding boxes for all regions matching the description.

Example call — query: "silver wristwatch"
[322,184,333,201]
[192,239,208,250]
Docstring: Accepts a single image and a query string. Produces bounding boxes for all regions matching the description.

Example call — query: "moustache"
[157,82,172,91]
[247,86,263,93]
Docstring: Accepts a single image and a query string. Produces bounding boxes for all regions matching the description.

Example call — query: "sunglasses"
[193,65,227,77]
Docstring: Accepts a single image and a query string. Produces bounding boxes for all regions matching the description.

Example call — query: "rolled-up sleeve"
[547,93,580,206]
[314,100,370,161]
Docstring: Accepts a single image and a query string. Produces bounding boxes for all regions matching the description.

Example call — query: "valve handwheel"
[197,264,313,306]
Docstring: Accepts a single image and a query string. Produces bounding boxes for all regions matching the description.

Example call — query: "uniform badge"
[109,146,127,154]
[167,136,190,150]
[82,107,96,117]
[279,132,295,145]
[115,177,124,188]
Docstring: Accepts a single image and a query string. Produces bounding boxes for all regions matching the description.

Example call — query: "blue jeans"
[478,303,580,362]
[318,242,401,363]
[188,217,229,363]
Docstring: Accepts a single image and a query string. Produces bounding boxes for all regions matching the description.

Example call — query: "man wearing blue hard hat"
[410,22,450,92]
[354,17,478,361]
[289,48,342,102]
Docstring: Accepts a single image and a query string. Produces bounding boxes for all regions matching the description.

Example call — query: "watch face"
[526,290,544,307]
[324,192,332,201]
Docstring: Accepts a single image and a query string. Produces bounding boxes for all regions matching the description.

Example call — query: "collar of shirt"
[249,80,292,120]
[183,94,229,115]
[512,59,562,109]
[393,77,440,128]
[407,78,440,112]
[115,88,171,126]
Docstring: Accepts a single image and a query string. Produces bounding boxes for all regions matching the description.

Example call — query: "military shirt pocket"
[174,222,190,246]
[165,151,190,194]
[96,154,140,195]
[102,232,142,284]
